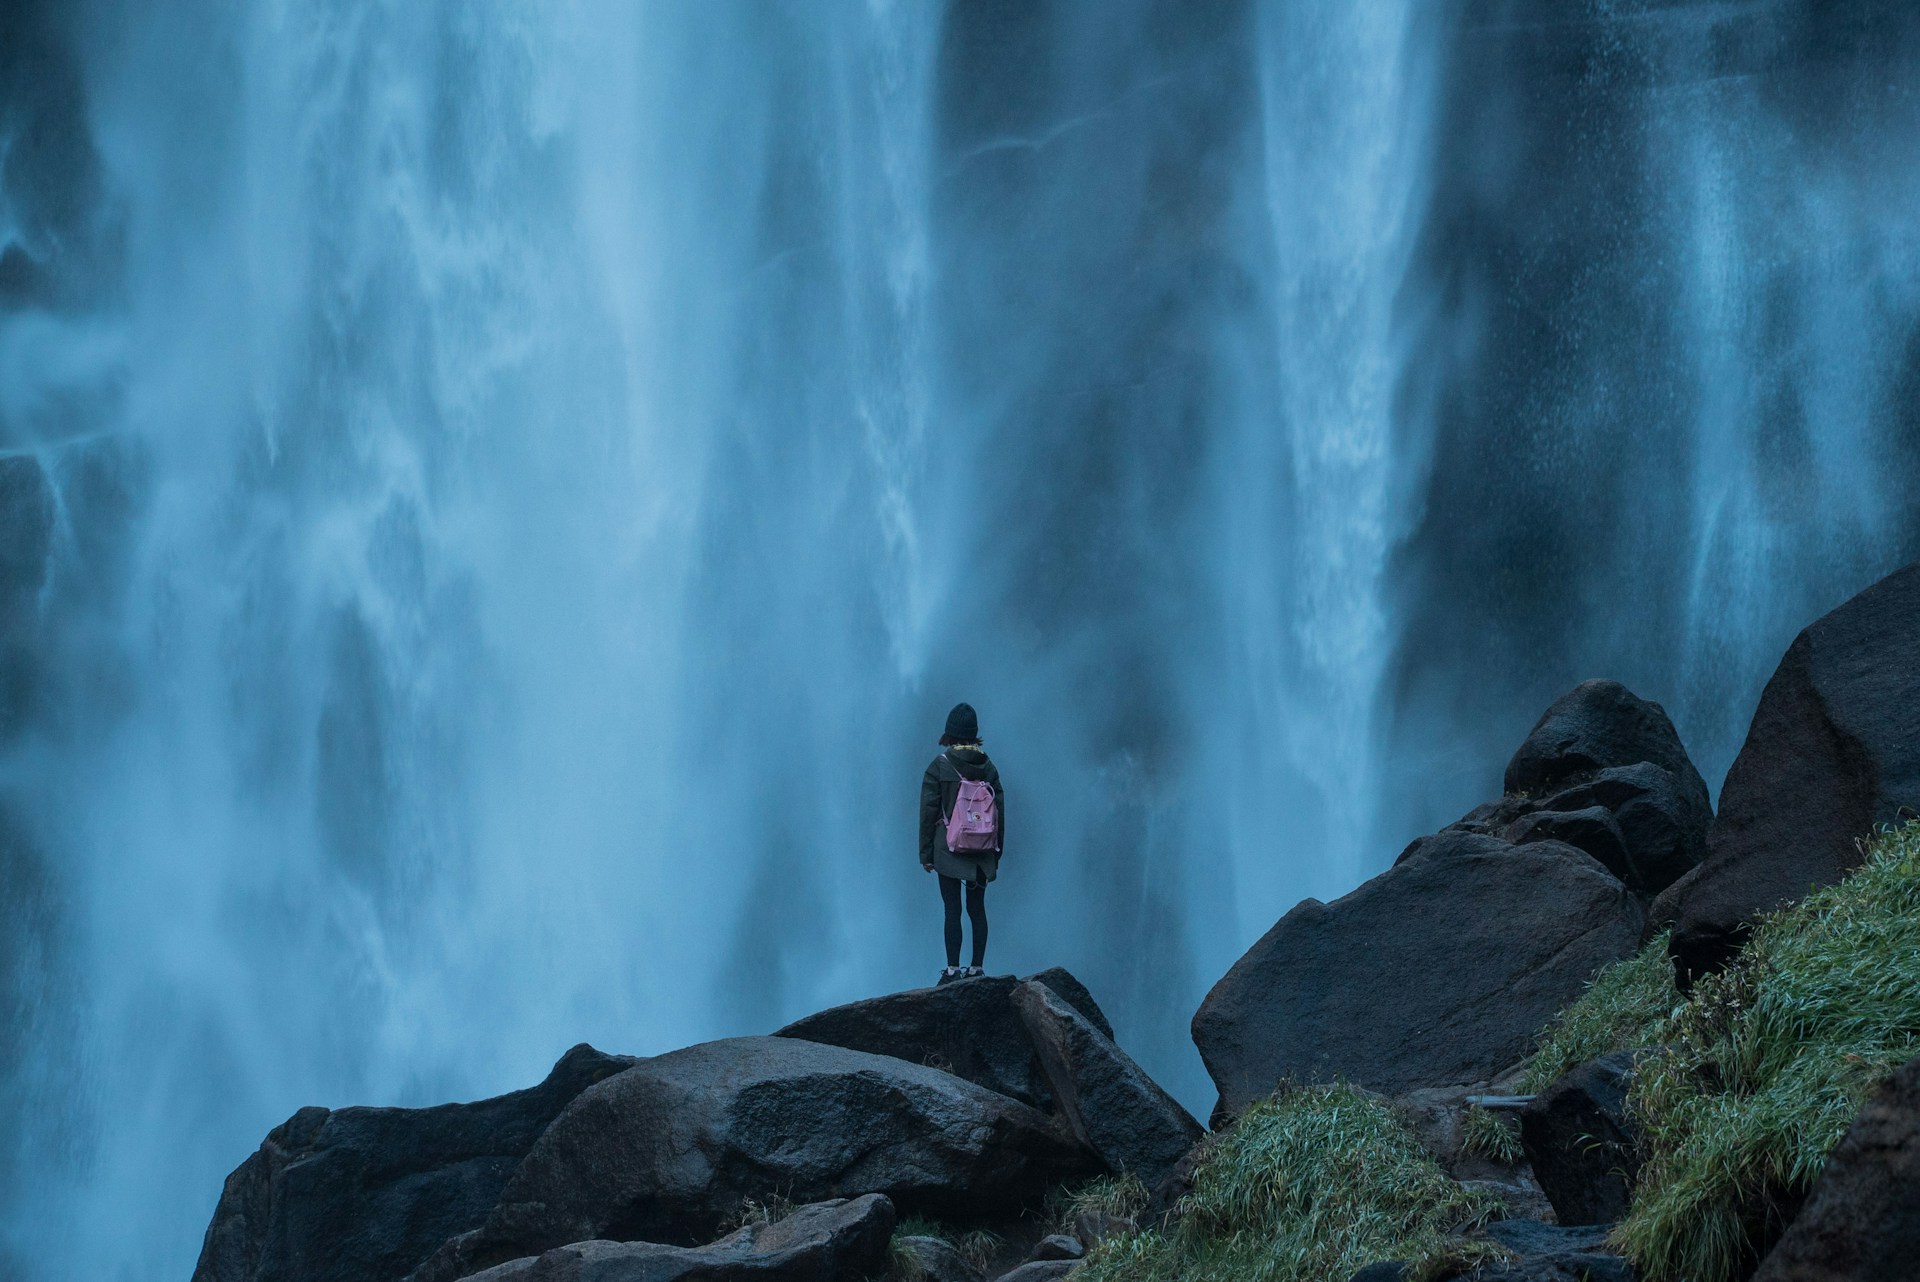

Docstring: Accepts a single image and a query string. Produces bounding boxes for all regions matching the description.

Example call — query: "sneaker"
[964,966,985,978]
[936,966,964,986]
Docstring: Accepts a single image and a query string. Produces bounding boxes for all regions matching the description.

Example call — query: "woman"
[919,702,1005,982]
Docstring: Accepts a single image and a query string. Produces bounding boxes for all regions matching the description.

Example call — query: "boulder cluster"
[195,972,1198,1282]
[194,561,1920,1282]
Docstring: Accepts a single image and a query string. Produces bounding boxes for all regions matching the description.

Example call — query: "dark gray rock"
[1142,1141,1203,1224]
[774,975,1044,1106]
[1396,1085,1527,1183]
[1752,1054,1920,1282]
[1350,1265,1407,1282]
[1506,807,1631,888]
[891,1235,983,1282]
[414,1036,1092,1279]
[1645,861,1704,940]
[1193,838,1643,1113]
[1458,1179,1555,1224]
[1025,967,1115,1040]
[1070,1212,1136,1250]
[191,1044,634,1282]
[1449,755,1708,902]
[1521,1051,1642,1226]
[1026,1234,1085,1263]
[1458,1262,1632,1282]
[1014,980,1202,1186]
[1540,763,1710,898]
[1672,561,1920,984]
[462,1194,895,1282]
[995,1263,1081,1282]
[1394,828,1517,868]
[1436,1223,1635,1281]
[1504,680,1708,814]
[773,968,1111,1109]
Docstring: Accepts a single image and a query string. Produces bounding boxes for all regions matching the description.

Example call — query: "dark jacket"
[920,747,1004,883]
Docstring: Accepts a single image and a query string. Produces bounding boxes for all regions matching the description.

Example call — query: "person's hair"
[941,738,982,749]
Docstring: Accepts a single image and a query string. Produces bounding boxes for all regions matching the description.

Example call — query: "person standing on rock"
[920,702,1004,983]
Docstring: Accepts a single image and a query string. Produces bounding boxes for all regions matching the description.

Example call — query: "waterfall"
[1,3,1916,1278]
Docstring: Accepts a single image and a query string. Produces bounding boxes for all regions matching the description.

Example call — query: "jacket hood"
[944,746,989,767]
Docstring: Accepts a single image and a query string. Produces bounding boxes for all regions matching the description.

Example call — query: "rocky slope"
[196,560,1920,1282]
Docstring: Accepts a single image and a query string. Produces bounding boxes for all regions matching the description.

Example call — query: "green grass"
[1506,825,1920,1280]
[1461,1104,1524,1165]
[886,1216,1002,1279]
[1027,823,1920,1282]
[1077,1083,1499,1282]
[1521,931,1679,1093]
[717,1192,796,1234]
[1612,821,1920,1282]
[1049,1173,1150,1231]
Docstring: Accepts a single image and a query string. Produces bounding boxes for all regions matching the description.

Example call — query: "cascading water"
[2,3,1917,1279]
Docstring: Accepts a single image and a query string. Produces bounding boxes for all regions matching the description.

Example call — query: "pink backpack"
[944,758,1001,853]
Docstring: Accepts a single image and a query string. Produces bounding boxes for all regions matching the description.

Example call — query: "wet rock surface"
[775,974,1047,1107]
[994,1262,1083,1282]
[1441,681,1714,903]
[1024,1234,1086,1263]
[773,968,1111,1109]
[1193,836,1643,1112]
[462,1194,895,1282]
[1014,979,1202,1187]
[1520,1051,1643,1227]
[1671,560,1920,984]
[415,1036,1092,1279]
[1504,680,1709,815]
[1456,1221,1635,1281]
[192,1044,634,1282]
[892,1234,984,1282]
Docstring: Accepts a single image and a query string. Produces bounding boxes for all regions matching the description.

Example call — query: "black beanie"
[940,702,980,745]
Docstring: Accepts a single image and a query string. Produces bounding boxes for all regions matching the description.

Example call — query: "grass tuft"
[1049,1173,1150,1231]
[1521,932,1679,1093]
[1613,821,1920,1282]
[885,1216,1002,1278]
[1461,1104,1524,1165]
[717,1192,795,1235]
[1078,1083,1498,1282]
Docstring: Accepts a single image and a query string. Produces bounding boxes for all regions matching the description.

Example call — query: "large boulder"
[415,1037,1092,1279]
[1445,681,1714,902]
[1751,1055,1920,1282]
[1012,980,1202,1187]
[1527,762,1710,899]
[1672,561,1920,983]
[1519,1051,1642,1226]
[1026,967,1116,1039]
[773,969,1111,1109]
[1194,836,1643,1115]
[462,1194,895,1282]
[1504,680,1709,811]
[192,1044,634,1282]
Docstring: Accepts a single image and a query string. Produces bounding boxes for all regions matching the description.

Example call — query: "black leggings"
[938,874,988,969]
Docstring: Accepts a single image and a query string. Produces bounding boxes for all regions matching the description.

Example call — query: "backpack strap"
[939,752,983,828]
[939,752,959,826]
